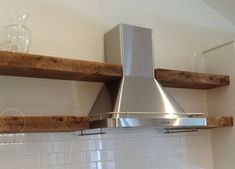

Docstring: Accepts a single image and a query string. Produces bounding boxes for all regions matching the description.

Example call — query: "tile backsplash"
[0,129,213,169]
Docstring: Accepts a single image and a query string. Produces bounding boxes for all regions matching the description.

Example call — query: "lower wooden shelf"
[205,116,233,128]
[0,116,232,133]
[0,116,89,133]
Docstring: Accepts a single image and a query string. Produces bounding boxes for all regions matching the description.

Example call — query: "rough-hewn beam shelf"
[155,69,229,89]
[0,51,122,82]
[0,116,232,133]
[0,51,229,89]
[0,116,89,133]
[206,116,233,128]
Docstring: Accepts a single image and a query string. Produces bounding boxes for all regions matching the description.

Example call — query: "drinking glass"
[190,52,206,73]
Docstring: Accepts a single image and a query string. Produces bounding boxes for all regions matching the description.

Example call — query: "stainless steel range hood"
[89,24,207,129]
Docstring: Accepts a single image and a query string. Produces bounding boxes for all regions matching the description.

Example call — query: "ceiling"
[204,0,235,25]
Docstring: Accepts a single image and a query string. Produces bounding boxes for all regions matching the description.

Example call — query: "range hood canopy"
[89,24,206,129]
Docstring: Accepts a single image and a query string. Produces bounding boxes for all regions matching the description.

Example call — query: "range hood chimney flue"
[89,24,207,129]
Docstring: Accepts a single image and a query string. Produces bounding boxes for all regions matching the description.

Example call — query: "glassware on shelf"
[0,27,5,46]
[0,10,31,53]
[190,52,206,73]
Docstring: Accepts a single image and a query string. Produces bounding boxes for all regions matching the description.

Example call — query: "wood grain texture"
[0,116,89,133]
[155,69,229,89]
[206,116,233,128]
[0,51,122,82]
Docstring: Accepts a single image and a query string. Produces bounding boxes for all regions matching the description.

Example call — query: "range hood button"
[160,120,170,125]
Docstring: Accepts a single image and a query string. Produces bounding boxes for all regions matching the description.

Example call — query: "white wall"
[205,41,235,169]
[0,0,234,169]
[0,0,234,116]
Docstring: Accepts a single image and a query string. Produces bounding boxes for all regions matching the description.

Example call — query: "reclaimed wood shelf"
[0,51,122,82]
[0,51,229,89]
[0,116,232,133]
[205,116,233,128]
[155,69,229,89]
[0,116,89,133]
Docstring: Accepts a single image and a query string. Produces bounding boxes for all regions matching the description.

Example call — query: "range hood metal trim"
[89,117,207,129]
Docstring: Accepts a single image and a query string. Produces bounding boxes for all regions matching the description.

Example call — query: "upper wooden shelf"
[155,69,229,89]
[0,51,229,89]
[0,51,122,82]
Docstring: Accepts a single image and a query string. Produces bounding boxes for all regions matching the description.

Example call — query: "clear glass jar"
[0,10,31,53]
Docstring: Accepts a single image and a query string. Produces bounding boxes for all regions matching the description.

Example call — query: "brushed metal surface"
[89,24,207,128]
[104,24,154,77]
[89,117,207,129]
[113,77,184,113]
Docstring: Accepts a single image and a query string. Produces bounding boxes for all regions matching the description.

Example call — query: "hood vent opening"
[89,24,207,129]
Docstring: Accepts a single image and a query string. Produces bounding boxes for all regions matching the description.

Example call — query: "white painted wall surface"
[0,0,234,116]
[0,0,234,169]
[205,41,235,169]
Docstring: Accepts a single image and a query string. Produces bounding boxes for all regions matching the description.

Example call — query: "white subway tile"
[14,155,40,168]
[134,148,155,158]
[158,146,173,156]
[0,129,214,169]
[106,149,131,160]
[69,163,90,169]
[152,155,182,168]
[116,158,152,169]
[40,142,54,153]
[40,153,65,166]
[14,142,53,155]
[53,141,72,153]
[22,133,40,142]
[14,134,26,143]
[52,165,66,169]
[149,137,165,147]
[182,153,213,164]
[174,164,188,169]
[96,161,103,169]
[88,140,97,150]
[106,160,116,169]
[73,139,97,151]
[39,133,56,142]
[165,136,180,146]
[87,150,106,162]
[96,140,103,150]
[113,139,131,149]
[106,150,115,160]
[101,139,115,149]
[0,134,15,143]
[132,138,150,147]
[0,156,14,169]
[186,145,212,154]
[172,145,187,155]
[90,162,97,169]
[0,144,17,156]
[65,152,87,164]
[181,135,211,145]
[53,132,74,141]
